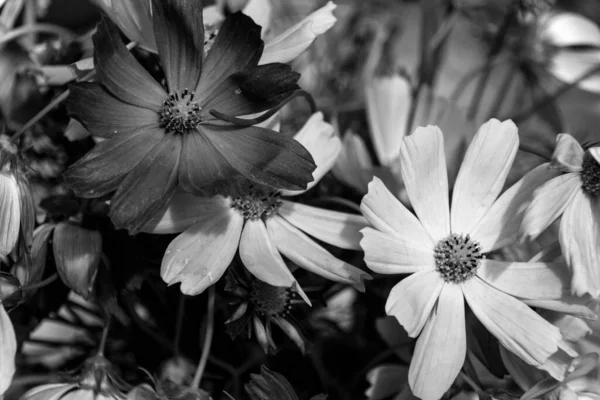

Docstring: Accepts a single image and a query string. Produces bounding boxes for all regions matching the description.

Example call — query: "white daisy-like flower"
[144,112,370,298]
[521,134,600,297]
[360,119,573,400]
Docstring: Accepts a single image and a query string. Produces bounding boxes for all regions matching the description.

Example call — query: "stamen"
[434,233,483,283]
[230,185,282,220]
[250,280,293,318]
[159,89,202,134]
[581,151,600,197]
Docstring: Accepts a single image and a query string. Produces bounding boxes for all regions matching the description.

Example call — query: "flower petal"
[331,131,376,194]
[94,19,166,109]
[521,173,581,241]
[590,146,600,164]
[451,119,519,234]
[365,365,407,400]
[385,270,444,338]
[361,228,433,274]
[523,296,597,320]
[476,259,570,300]
[408,284,466,400]
[0,173,20,257]
[550,134,585,172]
[161,206,242,295]
[560,190,600,297]
[278,200,367,250]
[462,277,562,366]
[143,194,230,234]
[549,49,600,93]
[0,305,16,395]
[203,124,315,191]
[541,12,600,47]
[67,83,158,138]
[400,126,450,242]
[195,12,263,105]
[472,163,561,252]
[109,134,182,233]
[64,125,163,198]
[366,74,411,166]
[242,0,272,33]
[260,1,337,64]
[267,216,370,291]
[151,0,204,91]
[98,0,156,51]
[281,112,341,196]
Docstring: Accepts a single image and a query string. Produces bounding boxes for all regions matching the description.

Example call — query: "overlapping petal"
[451,119,518,234]
[550,134,584,172]
[0,173,20,257]
[400,126,450,242]
[332,131,376,194]
[161,205,242,295]
[361,228,433,274]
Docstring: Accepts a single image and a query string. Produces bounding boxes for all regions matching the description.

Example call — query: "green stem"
[97,316,111,356]
[190,286,216,390]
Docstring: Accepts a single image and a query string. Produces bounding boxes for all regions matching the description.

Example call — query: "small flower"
[360,119,573,400]
[144,112,371,296]
[66,0,316,233]
[521,134,600,296]
[19,355,128,399]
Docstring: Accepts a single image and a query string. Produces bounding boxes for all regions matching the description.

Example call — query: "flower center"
[434,233,482,283]
[250,280,292,318]
[581,151,600,197]
[230,187,282,220]
[159,89,202,134]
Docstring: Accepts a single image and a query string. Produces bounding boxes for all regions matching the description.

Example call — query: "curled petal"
[0,173,20,257]
[550,134,585,172]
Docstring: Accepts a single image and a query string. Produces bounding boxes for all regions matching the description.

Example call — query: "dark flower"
[66,0,316,233]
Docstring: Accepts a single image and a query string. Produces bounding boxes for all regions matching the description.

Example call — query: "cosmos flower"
[520,134,600,297]
[144,112,370,296]
[66,0,317,233]
[360,119,573,400]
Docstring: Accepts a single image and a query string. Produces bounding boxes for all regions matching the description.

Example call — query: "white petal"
[385,270,444,338]
[161,207,243,295]
[266,216,371,291]
[499,345,547,391]
[552,314,593,342]
[400,126,450,242]
[451,119,519,234]
[332,131,375,194]
[0,305,16,395]
[19,383,76,400]
[259,1,336,64]
[560,191,600,297]
[472,163,561,251]
[143,193,229,234]
[462,277,562,366]
[590,146,600,164]
[365,74,411,166]
[0,173,20,257]
[365,365,407,400]
[550,49,600,94]
[361,228,433,274]
[476,259,570,300]
[541,12,600,47]
[521,173,581,241]
[523,296,597,320]
[278,200,368,250]
[550,134,585,172]
[242,0,272,33]
[281,112,341,196]
[360,177,434,249]
[408,284,466,400]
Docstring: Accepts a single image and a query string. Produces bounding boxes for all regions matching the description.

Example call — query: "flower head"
[360,119,572,400]
[66,0,317,233]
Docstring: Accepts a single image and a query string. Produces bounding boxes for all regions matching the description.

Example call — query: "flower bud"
[53,221,102,299]
[12,224,54,298]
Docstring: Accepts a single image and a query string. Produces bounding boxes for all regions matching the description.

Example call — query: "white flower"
[521,134,600,297]
[360,119,572,400]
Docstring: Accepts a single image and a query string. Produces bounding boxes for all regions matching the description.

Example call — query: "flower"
[360,119,573,400]
[144,112,371,296]
[520,134,600,296]
[66,0,316,233]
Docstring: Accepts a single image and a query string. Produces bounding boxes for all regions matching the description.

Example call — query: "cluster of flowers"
[0,0,599,399]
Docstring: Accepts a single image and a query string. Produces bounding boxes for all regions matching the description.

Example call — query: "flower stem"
[190,286,216,390]
[21,273,58,291]
[97,316,112,356]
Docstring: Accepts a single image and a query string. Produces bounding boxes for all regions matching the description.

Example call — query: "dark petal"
[64,125,163,198]
[202,63,300,119]
[178,129,237,194]
[203,124,316,191]
[151,0,204,92]
[195,12,263,105]
[68,82,158,138]
[94,18,166,110]
[109,134,182,233]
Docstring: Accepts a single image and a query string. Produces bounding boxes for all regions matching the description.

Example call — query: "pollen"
[159,89,202,134]
[250,279,292,318]
[581,151,600,196]
[230,186,282,220]
[434,233,483,283]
